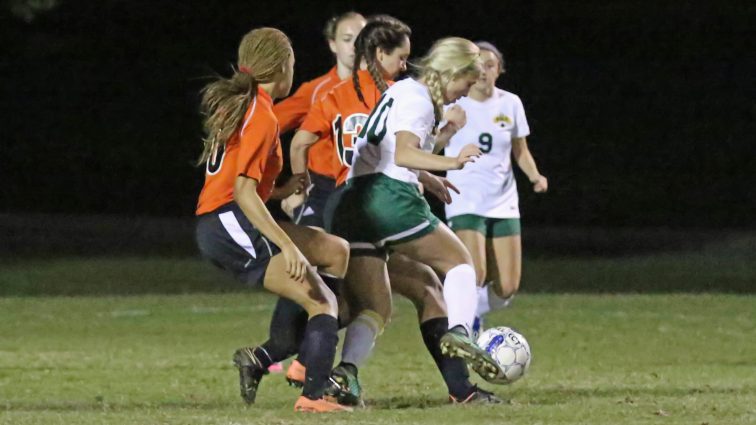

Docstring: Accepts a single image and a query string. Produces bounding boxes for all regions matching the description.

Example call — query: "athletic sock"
[442,264,478,335]
[340,310,383,367]
[421,317,475,399]
[261,297,308,363]
[300,314,339,400]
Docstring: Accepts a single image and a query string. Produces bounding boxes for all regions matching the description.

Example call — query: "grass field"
[1,228,754,424]
[1,291,754,425]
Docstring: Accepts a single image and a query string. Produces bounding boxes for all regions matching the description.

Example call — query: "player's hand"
[531,175,548,193]
[272,173,308,199]
[455,144,481,169]
[442,105,467,130]
[281,243,310,283]
[422,174,460,204]
[281,192,306,218]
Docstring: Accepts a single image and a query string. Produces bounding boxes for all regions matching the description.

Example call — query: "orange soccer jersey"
[196,87,283,215]
[300,70,391,186]
[272,66,343,178]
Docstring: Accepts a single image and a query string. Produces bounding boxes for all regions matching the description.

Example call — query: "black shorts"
[196,203,282,287]
[293,172,336,228]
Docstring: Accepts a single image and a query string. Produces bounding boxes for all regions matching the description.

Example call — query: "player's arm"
[511,137,548,193]
[432,105,467,153]
[395,131,481,171]
[290,130,320,178]
[233,176,309,281]
[273,83,311,134]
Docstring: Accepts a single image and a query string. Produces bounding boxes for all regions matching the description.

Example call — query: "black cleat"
[450,386,504,404]
[232,347,268,404]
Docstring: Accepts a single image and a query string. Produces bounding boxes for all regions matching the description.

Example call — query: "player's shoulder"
[494,88,523,105]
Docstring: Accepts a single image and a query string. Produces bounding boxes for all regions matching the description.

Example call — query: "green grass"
[1,293,754,424]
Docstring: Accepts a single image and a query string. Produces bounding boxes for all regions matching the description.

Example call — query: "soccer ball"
[476,326,531,384]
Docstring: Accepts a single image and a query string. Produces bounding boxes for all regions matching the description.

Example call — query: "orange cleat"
[294,396,353,413]
[285,359,306,387]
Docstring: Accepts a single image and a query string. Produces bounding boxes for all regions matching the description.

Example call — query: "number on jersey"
[479,132,493,154]
[206,142,226,175]
[359,94,394,145]
[333,112,369,166]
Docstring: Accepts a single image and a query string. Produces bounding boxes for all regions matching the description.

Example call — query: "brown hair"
[352,15,411,105]
[323,11,365,41]
[197,27,291,165]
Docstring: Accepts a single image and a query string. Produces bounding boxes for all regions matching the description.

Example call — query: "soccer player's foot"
[294,395,354,413]
[327,363,364,407]
[285,359,306,388]
[268,362,284,373]
[440,326,502,383]
[232,347,268,404]
[449,386,504,404]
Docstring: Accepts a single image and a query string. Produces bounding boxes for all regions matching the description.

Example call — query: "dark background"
[1,0,754,227]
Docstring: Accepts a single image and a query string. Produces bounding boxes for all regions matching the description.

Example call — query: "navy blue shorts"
[196,203,282,287]
[293,172,336,228]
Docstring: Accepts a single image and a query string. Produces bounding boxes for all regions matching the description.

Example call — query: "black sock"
[421,317,475,399]
[260,297,308,364]
[300,314,339,400]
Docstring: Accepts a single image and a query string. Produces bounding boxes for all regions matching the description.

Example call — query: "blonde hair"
[197,27,292,165]
[415,37,482,126]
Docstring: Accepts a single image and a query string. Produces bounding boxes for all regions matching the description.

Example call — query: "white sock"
[340,310,384,367]
[442,264,477,335]
[476,286,491,316]
[477,284,514,317]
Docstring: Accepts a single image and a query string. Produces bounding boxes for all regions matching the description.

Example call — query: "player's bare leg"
[392,224,501,381]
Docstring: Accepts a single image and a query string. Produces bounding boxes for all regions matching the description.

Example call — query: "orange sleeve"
[300,95,333,138]
[236,113,276,183]
[273,81,313,134]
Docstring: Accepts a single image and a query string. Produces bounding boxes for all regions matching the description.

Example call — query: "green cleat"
[232,347,268,404]
[327,364,364,408]
[439,328,504,383]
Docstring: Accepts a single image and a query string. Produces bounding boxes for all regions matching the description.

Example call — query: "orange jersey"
[300,70,391,185]
[273,66,343,178]
[196,87,283,215]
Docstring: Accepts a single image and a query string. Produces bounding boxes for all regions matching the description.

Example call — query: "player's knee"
[323,235,350,278]
[494,276,520,299]
[475,265,487,286]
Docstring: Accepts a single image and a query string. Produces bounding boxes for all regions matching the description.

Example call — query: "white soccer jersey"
[444,88,530,219]
[349,78,436,185]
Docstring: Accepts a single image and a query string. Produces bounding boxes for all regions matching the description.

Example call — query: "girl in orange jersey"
[287,16,500,405]
[274,12,366,228]
[194,27,351,413]
[259,11,365,377]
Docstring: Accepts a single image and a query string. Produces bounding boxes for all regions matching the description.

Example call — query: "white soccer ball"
[476,326,532,383]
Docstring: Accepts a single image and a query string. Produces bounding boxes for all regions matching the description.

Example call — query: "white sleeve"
[513,95,530,138]
[393,94,434,140]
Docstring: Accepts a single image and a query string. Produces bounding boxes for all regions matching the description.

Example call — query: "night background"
[2,0,753,226]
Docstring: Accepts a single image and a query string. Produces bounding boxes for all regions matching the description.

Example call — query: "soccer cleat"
[285,359,306,388]
[232,347,268,404]
[327,364,364,407]
[440,327,503,383]
[450,386,504,404]
[294,395,354,413]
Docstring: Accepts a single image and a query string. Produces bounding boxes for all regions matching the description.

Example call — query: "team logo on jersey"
[494,114,512,128]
